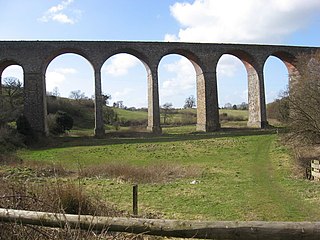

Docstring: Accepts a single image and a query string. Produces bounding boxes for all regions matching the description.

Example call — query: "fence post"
[133,184,138,216]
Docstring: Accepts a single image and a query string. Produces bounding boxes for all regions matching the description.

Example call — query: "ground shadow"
[30,127,283,150]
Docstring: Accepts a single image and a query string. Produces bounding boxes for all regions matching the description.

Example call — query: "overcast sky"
[1,0,320,107]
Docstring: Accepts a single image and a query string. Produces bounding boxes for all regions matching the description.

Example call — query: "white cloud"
[160,57,196,99]
[217,56,243,77]
[164,0,320,106]
[167,0,320,43]
[114,88,134,100]
[46,68,76,91]
[57,68,77,74]
[104,54,140,77]
[38,0,81,24]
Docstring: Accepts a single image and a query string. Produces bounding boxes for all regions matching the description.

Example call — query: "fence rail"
[1,208,320,239]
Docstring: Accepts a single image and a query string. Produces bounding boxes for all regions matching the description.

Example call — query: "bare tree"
[3,77,23,109]
[287,51,320,143]
[69,90,86,101]
[184,95,196,109]
[52,87,60,97]
[0,77,23,125]
[162,102,173,125]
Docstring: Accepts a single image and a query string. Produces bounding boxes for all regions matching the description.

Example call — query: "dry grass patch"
[80,163,200,184]
[0,177,136,240]
[282,135,320,178]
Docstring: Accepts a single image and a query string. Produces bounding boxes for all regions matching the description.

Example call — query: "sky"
[1,0,320,108]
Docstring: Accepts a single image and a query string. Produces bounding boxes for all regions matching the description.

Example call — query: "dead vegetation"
[0,153,196,239]
[79,163,200,184]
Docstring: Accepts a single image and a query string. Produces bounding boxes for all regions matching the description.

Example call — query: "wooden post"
[133,184,138,216]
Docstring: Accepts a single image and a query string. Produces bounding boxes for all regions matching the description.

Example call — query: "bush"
[266,97,289,123]
[219,113,245,122]
[0,126,25,152]
[48,111,74,135]
[16,114,33,137]
[181,112,197,125]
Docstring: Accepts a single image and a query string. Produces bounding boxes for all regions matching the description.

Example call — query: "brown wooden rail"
[0,208,320,239]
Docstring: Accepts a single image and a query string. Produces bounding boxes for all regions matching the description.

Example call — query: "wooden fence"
[1,208,320,239]
[311,160,320,180]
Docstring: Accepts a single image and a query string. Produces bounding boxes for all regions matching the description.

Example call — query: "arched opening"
[216,54,249,128]
[158,54,197,132]
[0,62,24,125]
[101,53,149,133]
[264,52,298,126]
[45,53,95,136]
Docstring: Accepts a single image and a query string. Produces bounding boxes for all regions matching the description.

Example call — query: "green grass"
[115,108,147,121]
[16,129,320,221]
[220,109,248,120]
[113,107,248,123]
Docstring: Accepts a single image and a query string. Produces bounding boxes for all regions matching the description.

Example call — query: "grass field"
[113,108,248,122]
[15,127,320,221]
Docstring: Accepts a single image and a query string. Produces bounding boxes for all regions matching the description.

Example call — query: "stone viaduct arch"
[0,41,318,136]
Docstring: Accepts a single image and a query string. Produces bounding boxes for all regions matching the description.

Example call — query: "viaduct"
[0,41,319,137]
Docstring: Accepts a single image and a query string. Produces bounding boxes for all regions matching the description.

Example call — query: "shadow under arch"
[217,49,267,128]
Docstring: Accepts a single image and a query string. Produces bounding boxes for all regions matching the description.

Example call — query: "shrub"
[266,97,289,123]
[0,126,25,152]
[56,111,74,132]
[181,112,197,125]
[219,113,245,122]
[48,111,74,135]
[16,114,33,137]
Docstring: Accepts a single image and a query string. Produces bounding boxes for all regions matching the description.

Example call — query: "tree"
[52,87,60,97]
[239,102,248,110]
[224,103,232,109]
[0,77,23,126]
[69,90,86,101]
[266,96,289,123]
[3,77,23,109]
[102,94,111,105]
[287,51,320,143]
[161,102,173,125]
[184,95,196,109]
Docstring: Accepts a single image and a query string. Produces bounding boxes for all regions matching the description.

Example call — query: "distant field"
[115,108,147,121]
[16,128,320,221]
[113,107,248,123]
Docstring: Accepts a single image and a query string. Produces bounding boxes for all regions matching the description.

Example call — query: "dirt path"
[248,136,311,221]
